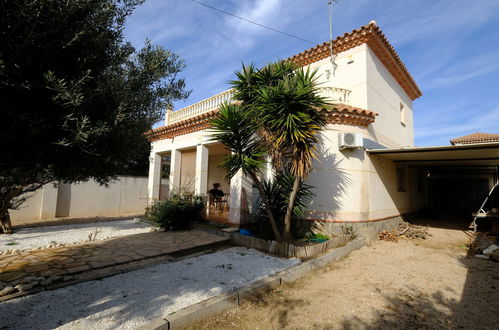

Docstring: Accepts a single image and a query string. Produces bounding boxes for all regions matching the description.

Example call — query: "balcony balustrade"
[165,87,351,125]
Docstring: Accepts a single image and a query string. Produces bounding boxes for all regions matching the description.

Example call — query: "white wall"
[10,176,148,222]
[179,149,196,193]
[309,44,369,109]
[208,153,230,193]
[365,47,414,148]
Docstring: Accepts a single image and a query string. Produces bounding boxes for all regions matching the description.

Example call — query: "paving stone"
[24,264,50,273]
[39,269,67,277]
[0,286,15,296]
[88,260,115,268]
[0,271,26,282]
[0,230,227,289]
[67,265,91,273]
[135,249,161,257]
[113,256,133,264]
[15,283,32,292]
[40,279,52,286]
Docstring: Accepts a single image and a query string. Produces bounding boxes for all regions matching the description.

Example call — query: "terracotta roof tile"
[287,22,422,101]
[450,132,499,145]
[147,104,377,141]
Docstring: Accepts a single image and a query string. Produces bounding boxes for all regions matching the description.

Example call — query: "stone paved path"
[0,230,227,298]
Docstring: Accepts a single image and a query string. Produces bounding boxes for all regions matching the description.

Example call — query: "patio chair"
[217,193,230,212]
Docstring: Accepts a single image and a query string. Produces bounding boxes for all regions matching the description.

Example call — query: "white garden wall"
[10,176,148,222]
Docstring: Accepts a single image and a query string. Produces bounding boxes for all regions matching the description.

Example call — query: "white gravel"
[0,247,300,330]
[0,219,154,252]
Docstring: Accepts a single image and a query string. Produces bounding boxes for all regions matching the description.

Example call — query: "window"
[400,103,406,126]
[396,167,406,192]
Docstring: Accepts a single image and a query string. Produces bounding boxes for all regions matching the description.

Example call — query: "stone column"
[169,149,182,194]
[194,144,209,195]
[229,169,253,225]
[147,152,162,204]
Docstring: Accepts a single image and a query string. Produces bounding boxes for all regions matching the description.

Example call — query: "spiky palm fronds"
[255,66,328,178]
[208,102,265,180]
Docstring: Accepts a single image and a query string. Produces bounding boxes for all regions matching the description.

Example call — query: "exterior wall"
[179,149,196,192]
[148,42,418,225]
[302,215,403,242]
[365,47,414,147]
[308,43,414,149]
[367,156,412,219]
[305,124,411,222]
[308,44,369,109]
[208,153,229,192]
[11,176,148,222]
[10,187,45,220]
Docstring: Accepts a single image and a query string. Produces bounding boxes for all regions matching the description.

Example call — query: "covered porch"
[148,141,254,226]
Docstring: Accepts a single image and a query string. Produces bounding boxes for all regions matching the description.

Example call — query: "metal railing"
[166,87,351,125]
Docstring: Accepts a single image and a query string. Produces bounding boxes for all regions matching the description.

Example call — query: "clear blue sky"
[124,0,499,146]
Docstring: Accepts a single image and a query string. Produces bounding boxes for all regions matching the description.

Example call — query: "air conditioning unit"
[339,132,363,150]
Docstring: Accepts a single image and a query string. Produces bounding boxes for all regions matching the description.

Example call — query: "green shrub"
[147,194,206,231]
[341,224,358,239]
[248,170,315,240]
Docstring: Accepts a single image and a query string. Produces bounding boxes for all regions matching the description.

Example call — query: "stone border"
[229,233,350,259]
[138,237,365,330]
[195,224,351,259]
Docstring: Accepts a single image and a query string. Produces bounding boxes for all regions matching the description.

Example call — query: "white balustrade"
[318,87,351,104]
[167,89,235,124]
[166,87,351,125]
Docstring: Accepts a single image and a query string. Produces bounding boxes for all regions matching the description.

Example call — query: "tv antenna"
[326,0,339,80]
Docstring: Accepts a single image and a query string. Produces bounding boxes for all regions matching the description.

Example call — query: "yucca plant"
[209,103,282,242]
[245,64,328,240]
[212,61,328,241]
[251,170,315,240]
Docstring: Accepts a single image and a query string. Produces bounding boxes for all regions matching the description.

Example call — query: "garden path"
[0,230,228,299]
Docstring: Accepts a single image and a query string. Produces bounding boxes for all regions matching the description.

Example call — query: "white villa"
[147,22,499,236]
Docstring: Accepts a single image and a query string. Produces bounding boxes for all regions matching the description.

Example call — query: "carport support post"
[148,152,162,204]
[195,144,209,195]
[169,149,181,194]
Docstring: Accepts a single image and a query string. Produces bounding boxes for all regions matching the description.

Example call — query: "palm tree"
[254,65,328,240]
[209,103,283,242]
[213,61,328,241]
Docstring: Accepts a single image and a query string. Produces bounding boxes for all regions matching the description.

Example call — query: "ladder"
[471,183,499,232]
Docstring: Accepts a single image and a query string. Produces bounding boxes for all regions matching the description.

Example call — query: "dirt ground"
[187,226,499,329]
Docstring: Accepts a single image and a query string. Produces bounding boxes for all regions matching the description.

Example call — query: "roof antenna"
[326,0,339,80]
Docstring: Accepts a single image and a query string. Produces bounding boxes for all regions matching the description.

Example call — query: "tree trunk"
[249,172,283,242]
[0,208,13,234]
[283,175,301,241]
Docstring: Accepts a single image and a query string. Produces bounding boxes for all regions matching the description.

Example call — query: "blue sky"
[124,0,499,146]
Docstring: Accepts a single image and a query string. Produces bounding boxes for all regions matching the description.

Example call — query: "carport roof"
[367,142,499,166]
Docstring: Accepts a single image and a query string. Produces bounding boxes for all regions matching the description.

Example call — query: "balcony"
[165,87,351,125]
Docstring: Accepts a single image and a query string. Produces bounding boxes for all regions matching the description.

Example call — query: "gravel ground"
[0,219,154,252]
[189,226,499,329]
[0,247,300,329]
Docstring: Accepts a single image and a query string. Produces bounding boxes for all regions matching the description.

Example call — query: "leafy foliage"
[218,61,328,240]
[249,170,315,240]
[147,194,206,231]
[0,0,190,232]
[209,103,265,180]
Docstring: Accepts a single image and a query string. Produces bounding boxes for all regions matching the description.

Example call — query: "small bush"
[341,224,358,239]
[147,194,205,231]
